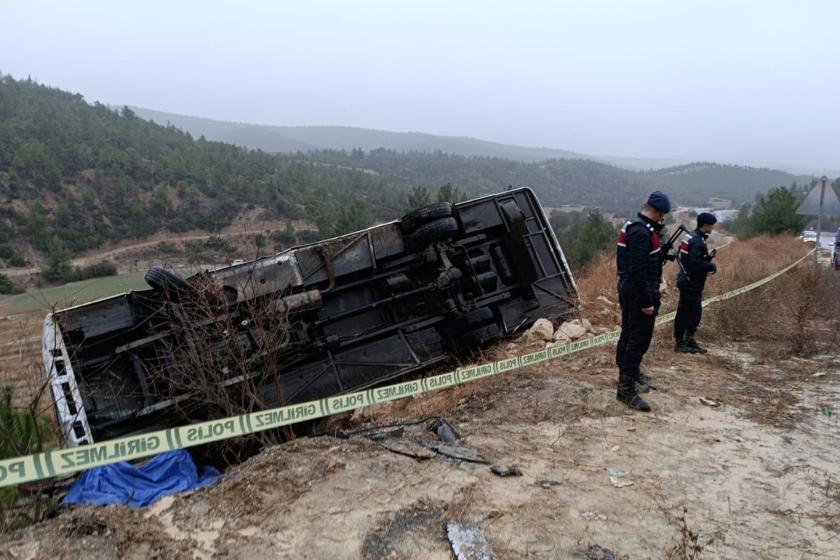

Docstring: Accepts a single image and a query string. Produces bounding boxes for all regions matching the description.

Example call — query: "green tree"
[550,209,617,270]
[0,274,21,294]
[273,222,296,247]
[406,186,432,210]
[313,196,374,239]
[731,187,805,238]
[436,183,468,204]
[40,237,73,282]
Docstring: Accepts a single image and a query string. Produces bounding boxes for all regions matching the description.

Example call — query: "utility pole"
[815,175,827,268]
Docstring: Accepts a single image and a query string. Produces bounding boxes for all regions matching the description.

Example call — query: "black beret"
[697,212,717,226]
[647,191,671,213]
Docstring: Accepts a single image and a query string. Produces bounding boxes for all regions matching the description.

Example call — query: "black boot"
[685,333,707,354]
[616,367,651,412]
[636,370,652,393]
[675,333,696,353]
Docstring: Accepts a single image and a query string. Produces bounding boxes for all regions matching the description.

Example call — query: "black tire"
[452,307,494,333]
[460,323,501,348]
[404,217,460,248]
[144,266,188,300]
[399,202,455,234]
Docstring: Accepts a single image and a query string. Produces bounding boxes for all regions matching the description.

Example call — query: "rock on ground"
[525,318,554,343]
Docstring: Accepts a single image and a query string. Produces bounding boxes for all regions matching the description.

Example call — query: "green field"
[1,273,150,312]
[0,267,206,313]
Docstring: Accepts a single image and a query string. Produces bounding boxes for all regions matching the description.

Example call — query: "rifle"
[660,224,691,276]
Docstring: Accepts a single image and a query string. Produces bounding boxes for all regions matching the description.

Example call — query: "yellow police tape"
[0,249,816,488]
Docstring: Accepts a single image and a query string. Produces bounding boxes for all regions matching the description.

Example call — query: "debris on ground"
[489,465,522,477]
[606,467,633,488]
[446,522,496,560]
[698,397,721,407]
[584,543,626,560]
[377,438,437,461]
[430,418,460,444]
[425,443,488,464]
[3,338,840,559]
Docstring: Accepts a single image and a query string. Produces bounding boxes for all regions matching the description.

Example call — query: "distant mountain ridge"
[293,149,813,211]
[131,107,815,209]
[131,106,838,177]
[130,106,686,170]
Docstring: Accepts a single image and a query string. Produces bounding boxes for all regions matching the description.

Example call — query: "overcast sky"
[2,0,838,169]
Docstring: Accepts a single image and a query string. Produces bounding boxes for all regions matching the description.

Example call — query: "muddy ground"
[2,332,838,559]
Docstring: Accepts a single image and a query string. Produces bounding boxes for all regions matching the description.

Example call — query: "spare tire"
[399,202,455,234]
[144,266,188,301]
[404,217,460,249]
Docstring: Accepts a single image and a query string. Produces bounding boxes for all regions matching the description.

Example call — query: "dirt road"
[1,216,316,278]
[3,337,837,559]
[1,232,244,279]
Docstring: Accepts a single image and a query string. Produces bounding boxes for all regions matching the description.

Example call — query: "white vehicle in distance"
[801,230,818,243]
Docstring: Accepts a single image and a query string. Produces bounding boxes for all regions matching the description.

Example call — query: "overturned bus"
[44,188,578,446]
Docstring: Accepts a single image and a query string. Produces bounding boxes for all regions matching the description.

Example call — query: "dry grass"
[576,235,814,328]
[703,235,809,298]
[576,253,619,327]
[576,233,840,358]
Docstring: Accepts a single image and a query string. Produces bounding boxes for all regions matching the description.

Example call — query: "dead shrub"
[708,264,840,356]
[665,507,705,560]
[149,266,297,465]
[577,253,620,327]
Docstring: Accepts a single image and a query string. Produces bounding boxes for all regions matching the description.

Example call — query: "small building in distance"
[708,197,732,210]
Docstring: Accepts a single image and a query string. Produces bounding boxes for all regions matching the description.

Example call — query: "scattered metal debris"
[584,543,621,560]
[489,464,522,477]
[606,467,633,488]
[699,397,721,407]
[365,426,405,441]
[376,439,436,461]
[430,418,460,444]
[536,479,562,489]
[445,522,496,560]
[424,443,488,464]
[329,417,492,465]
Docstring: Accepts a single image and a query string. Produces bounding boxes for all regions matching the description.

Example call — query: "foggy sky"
[2,0,838,169]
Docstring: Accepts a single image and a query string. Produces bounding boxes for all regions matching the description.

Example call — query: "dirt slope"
[2,337,838,560]
[1,235,836,559]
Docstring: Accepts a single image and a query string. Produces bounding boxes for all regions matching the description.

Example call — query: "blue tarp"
[63,450,220,508]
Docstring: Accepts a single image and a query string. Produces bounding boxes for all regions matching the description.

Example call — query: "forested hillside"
[0,76,404,260]
[0,76,816,264]
[302,150,652,213]
[644,163,812,203]
[299,150,812,212]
